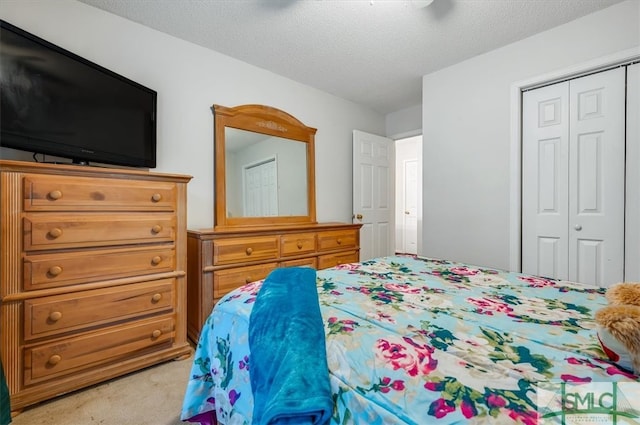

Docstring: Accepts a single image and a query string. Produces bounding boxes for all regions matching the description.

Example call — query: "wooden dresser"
[186,222,361,342]
[0,160,193,414]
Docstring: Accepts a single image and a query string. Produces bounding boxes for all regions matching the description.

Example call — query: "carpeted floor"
[9,356,194,425]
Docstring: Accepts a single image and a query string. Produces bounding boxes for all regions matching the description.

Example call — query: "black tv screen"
[0,20,157,168]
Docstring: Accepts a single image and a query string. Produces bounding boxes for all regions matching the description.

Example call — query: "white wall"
[386,104,422,139]
[0,0,385,229]
[421,0,640,270]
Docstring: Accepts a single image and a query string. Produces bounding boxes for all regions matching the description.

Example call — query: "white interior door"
[522,67,625,286]
[568,68,625,285]
[401,159,418,254]
[353,130,394,261]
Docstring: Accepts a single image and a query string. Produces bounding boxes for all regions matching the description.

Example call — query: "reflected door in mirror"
[225,127,308,218]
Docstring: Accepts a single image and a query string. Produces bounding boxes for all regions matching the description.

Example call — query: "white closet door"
[625,63,640,281]
[243,158,278,216]
[522,67,625,286]
[568,67,625,286]
[522,81,570,280]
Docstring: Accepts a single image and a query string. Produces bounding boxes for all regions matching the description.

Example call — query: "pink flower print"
[467,297,513,315]
[424,380,444,391]
[429,398,456,419]
[565,357,597,368]
[335,262,359,271]
[228,389,240,406]
[391,380,405,391]
[486,393,507,408]
[327,317,358,334]
[368,310,396,324]
[450,267,479,276]
[238,355,249,371]
[461,397,478,419]
[376,337,437,377]
[508,409,539,425]
[561,374,592,383]
[519,276,556,287]
[383,283,421,294]
[359,376,407,395]
[606,366,637,378]
[240,280,263,293]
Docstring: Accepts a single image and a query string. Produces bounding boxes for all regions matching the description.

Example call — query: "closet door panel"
[568,67,625,286]
[522,82,570,279]
[625,63,640,281]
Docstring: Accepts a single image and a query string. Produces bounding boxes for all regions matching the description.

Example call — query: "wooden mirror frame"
[213,104,317,230]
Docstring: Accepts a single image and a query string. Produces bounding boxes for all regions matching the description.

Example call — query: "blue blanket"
[248,267,332,425]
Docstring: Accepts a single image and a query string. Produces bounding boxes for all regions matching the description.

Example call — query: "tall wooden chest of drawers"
[186,223,361,342]
[0,160,192,414]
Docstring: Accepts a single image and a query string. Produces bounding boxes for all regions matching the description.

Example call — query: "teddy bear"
[594,282,640,375]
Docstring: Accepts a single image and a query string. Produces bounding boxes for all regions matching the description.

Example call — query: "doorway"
[395,135,422,255]
[352,131,422,260]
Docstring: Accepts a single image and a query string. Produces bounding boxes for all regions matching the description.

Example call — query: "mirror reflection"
[225,127,308,218]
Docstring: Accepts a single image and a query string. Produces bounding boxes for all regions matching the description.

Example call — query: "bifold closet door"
[625,63,640,281]
[522,67,625,286]
[522,80,570,281]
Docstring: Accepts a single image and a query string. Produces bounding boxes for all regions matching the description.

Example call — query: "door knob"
[574,224,582,231]
[355,214,363,220]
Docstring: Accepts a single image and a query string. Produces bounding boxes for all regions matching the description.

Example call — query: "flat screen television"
[0,19,157,168]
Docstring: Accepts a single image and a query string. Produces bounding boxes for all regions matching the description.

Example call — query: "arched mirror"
[213,104,317,230]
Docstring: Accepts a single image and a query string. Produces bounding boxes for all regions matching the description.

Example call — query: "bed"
[180,255,639,424]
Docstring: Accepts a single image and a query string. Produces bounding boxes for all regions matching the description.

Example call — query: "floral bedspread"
[180,255,639,424]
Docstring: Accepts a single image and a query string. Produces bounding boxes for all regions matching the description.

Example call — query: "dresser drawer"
[24,316,175,385]
[317,229,358,251]
[24,247,176,290]
[24,279,176,340]
[318,251,359,269]
[213,236,279,265]
[280,232,316,257]
[280,257,318,269]
[23,213,175,251]
[23,175,177,212]
[214,263,277,299]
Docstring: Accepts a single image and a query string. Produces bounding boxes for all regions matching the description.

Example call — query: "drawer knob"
[297,241,303,249]
[49,311,63,322]
[48,228,63,239]
[151,293,162,302]
[151,224,163,234]
[151,193,163,202]
[48,190,63,200]
[245,247,253,255]
[151,256,162,265]
[48,265,63,276]
[151,329,162,339]
[245,276,253,283]
[48,354,62,365]
[337,238,342,244]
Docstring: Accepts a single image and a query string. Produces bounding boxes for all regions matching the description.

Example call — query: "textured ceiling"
[78,0,624,114]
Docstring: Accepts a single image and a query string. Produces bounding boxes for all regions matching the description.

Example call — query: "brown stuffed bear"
[595,282,640,375]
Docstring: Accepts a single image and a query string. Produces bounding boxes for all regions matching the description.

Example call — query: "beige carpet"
[10,356,194,425]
